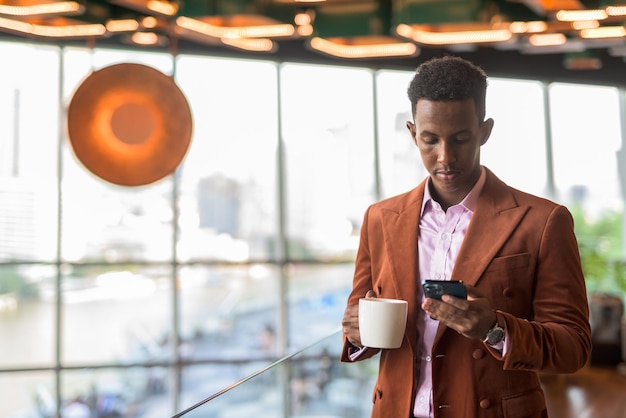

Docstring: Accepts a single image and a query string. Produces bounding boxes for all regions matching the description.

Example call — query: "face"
[406,98,494,210]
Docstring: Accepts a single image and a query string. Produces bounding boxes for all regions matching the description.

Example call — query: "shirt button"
[440,233,448,240]
[425,355,431,362]
[419,396,426,403]
[472,349,485,360]
[434,273,441,279]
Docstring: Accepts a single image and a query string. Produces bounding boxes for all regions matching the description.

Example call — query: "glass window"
[376,70,425,198]
[0,265,56,368]
[175,56,279,262]
[0,42,59,262]
[483,78,548,197]
[1,371,55,418]
[287,264,353,348]
[3,36,626,418]
[280,63,377,261]
[178,264,280,360]
[550,83,622,213]
[178,332,376,418]
[549,83,624,293]
[61,48,177,263]
[179,362,284,417]
[61,265,173,365]
[61,368,173,418]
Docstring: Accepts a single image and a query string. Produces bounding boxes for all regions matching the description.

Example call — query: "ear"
[480,118,494,146]
[406,121,418,145]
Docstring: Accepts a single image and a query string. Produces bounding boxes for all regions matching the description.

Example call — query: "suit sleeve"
[341,206,381,362]
[501,205,592,373]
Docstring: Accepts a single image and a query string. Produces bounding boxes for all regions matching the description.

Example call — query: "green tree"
[571,205,626,296]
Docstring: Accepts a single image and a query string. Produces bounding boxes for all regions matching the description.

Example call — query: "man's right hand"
[342,290,376,347]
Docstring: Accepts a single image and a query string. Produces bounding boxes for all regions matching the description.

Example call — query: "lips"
[435,170,460,181]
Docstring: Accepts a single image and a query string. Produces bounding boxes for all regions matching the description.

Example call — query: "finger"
[422,297,444,319]
[342,305,359,322]
[365,290,376,299]
[441,294,470,310]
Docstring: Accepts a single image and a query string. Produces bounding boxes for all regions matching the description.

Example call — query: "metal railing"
[172,328,378,418]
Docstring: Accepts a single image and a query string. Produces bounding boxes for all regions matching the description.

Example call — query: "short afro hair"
[407,56,488,121]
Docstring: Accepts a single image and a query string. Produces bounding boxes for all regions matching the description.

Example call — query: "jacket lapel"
[452,169,528,287]
[435,168,529,342]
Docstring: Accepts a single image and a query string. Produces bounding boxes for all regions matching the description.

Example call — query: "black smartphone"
[422,280,467,300]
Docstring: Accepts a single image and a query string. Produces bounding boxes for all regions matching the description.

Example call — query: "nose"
[437,141,455,164]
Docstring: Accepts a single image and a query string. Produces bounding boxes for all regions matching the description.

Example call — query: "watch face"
[486,326,505,345]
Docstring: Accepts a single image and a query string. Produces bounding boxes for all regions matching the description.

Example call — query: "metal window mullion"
[170,54,183,416]
[616,87,626,259]
[55,45,65,418]
[275,62,290,418]
[542,81,556,200]
[275,62,288,358]
[372,70,382,202]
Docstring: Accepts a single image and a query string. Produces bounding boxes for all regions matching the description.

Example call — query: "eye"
[420,135,438,145]
[454,135,471,143]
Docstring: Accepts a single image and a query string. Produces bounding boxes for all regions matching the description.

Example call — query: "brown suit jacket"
[341,167,591,418]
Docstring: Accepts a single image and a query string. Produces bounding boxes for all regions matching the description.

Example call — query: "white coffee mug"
[359,298,408,349]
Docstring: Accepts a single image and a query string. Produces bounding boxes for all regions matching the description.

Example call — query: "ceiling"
[2,0,626,85]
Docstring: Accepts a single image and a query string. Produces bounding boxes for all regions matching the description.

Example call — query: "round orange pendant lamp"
[67,63,193,186]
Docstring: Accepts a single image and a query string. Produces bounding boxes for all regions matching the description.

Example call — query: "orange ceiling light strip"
[0,16,105,37]
[555,9,608,21]
[309,36,418,59]
[529,32,567,46]
[0,1,82,17]
[108,0,178,16]
[606,5,626,16]
[106,19,140,32]
[221,37,276,52]
[176,15,295,39]
[579,26,626,39]
[146,0,177,15]
[396,24,512,45]
[509,21,549,33]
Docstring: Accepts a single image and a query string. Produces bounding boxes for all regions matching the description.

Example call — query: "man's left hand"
[421,284,496,341]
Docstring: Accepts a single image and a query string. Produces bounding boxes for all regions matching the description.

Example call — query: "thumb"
[365,290,377,299]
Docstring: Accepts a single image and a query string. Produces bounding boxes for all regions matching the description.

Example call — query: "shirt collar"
[421,166,486,215]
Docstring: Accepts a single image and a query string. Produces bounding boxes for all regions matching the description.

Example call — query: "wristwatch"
[482,321,505,345]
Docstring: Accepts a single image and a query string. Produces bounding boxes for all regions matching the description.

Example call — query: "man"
[341,56,591,418]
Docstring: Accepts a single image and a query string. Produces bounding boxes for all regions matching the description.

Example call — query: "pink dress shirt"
[413,168,485,417]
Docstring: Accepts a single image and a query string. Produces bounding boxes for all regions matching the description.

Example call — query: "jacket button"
[472,349,485,359]
[503,287,514,297]
[479,398,491,409]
